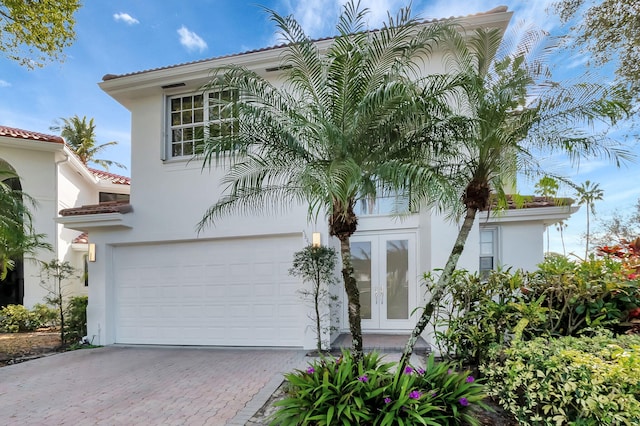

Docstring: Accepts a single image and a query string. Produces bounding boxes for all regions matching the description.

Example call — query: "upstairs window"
[479,227,498,278]
[167,90,238,159]
[99,192,129,203]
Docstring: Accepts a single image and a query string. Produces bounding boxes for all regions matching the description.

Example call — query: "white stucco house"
[58,7,577,349]
[0,126,130,308]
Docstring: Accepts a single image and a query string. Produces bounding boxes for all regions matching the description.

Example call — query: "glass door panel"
[348,234,415,330]
[386,240,409,320]
[351,241,372,320]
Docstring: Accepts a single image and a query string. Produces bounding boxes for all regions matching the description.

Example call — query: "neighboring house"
[0,126,130,308]
[58,7,577,349]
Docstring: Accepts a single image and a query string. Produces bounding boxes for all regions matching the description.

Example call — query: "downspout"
[54,152,69,259]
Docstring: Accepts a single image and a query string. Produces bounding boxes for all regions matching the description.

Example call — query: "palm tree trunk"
[585,210,590,259]
[400,206,478,367]
[337,234,364,360]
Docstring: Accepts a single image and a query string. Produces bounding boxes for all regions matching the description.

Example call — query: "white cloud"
[113,12,140,25]
[177,26,208,52]
[0,80,10,88]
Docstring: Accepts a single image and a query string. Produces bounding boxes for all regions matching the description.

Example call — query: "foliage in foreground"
[432,254,640,365]
[270,351,487,425]
[0,303,57,333]
[481,331,640,425]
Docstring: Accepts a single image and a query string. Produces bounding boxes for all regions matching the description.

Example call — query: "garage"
[112,235,304,347]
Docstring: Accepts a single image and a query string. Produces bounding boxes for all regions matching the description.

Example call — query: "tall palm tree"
[50,115,125,170]
[535,176,559,252]
[0,168,50,280]
[575,180,604,258]
[196,1,465,359]
[400,25,631,365]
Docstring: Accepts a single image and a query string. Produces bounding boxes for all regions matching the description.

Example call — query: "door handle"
[379,286,384,305]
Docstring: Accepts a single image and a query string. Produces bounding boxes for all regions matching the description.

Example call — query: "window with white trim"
[167,90,238,158]
[479,227,498,278]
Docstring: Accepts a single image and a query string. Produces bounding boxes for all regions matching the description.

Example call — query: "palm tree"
[0,168,51,280]
[196,1,464,359]
[400,26,631,365]
[50,115,125,170]
[556,220,567,256]
[535,176,559,252]
[575,180,604,258]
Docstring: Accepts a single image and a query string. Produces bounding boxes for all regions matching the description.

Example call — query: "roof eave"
[99,9,513,109]
[482,205,580,225]
[56,212,133,232]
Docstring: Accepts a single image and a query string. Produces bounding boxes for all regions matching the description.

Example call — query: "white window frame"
[165,90,238,160]
[479,227,499,277]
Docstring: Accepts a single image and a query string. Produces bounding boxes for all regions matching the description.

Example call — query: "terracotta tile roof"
[59,201,133,217]
[102,6,509,82]
[73,232,89,244]
[88,167,131,185]
[0,125,64,144]
[484,195,574,211]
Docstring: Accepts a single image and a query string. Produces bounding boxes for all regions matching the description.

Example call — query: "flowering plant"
[270,351,488,425]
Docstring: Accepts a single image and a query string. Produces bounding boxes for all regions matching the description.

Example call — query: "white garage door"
[113,235,304,346]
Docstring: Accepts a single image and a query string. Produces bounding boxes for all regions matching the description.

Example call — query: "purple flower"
[404,366,413,375]
[459,397,469,407]
[466,376,475,383]
[447,369,453,375]
[358,375,368,382]
[417,368,425,375]
[306,366,315,374]
[384,397,392,404]
[409,390,421,400]
[431,392,437,397]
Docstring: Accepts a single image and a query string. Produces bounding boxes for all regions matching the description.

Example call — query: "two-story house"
[58,7,576,349]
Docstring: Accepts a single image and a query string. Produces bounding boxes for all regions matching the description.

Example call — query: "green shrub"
[481,331,640,425]
[270,351,488,425]
[30,303,58,328]
[526,254,640,335]
[432,256,640,365]
[65,296,88,342]
[0,304,35,332]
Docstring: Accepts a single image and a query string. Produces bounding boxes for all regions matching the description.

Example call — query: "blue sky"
[0,0,637,257]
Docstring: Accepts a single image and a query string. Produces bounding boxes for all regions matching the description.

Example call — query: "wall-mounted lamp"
[312,232,321,248]
[88,243,96,262]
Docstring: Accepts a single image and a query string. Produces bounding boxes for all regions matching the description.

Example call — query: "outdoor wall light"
[312,232,321,247]
[88,243,96,262]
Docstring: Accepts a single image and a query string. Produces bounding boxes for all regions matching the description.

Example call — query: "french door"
[349,233,416,330]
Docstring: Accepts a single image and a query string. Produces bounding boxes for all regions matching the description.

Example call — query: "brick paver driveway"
[0,346,306,425]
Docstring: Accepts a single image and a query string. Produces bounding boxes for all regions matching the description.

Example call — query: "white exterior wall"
[0,138,121,308]
[498,221,545,271]
[0,144,58,307]
[57,161,97,297]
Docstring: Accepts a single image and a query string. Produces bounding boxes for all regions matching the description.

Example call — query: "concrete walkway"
[0,346,306,425]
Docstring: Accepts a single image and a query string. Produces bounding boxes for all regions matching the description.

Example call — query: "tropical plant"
[196,1,464,359]
[39,259,76,344]
[400,23,631,365]
[270,350,488,426]
[65,295,88,342]
[574,180,604,258]
[50,115,125,170]
[289,244,339,353]
[482,331,640,425]
[0,167,51,280]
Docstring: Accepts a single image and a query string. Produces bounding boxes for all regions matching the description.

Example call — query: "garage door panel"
[113,236,303,347]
